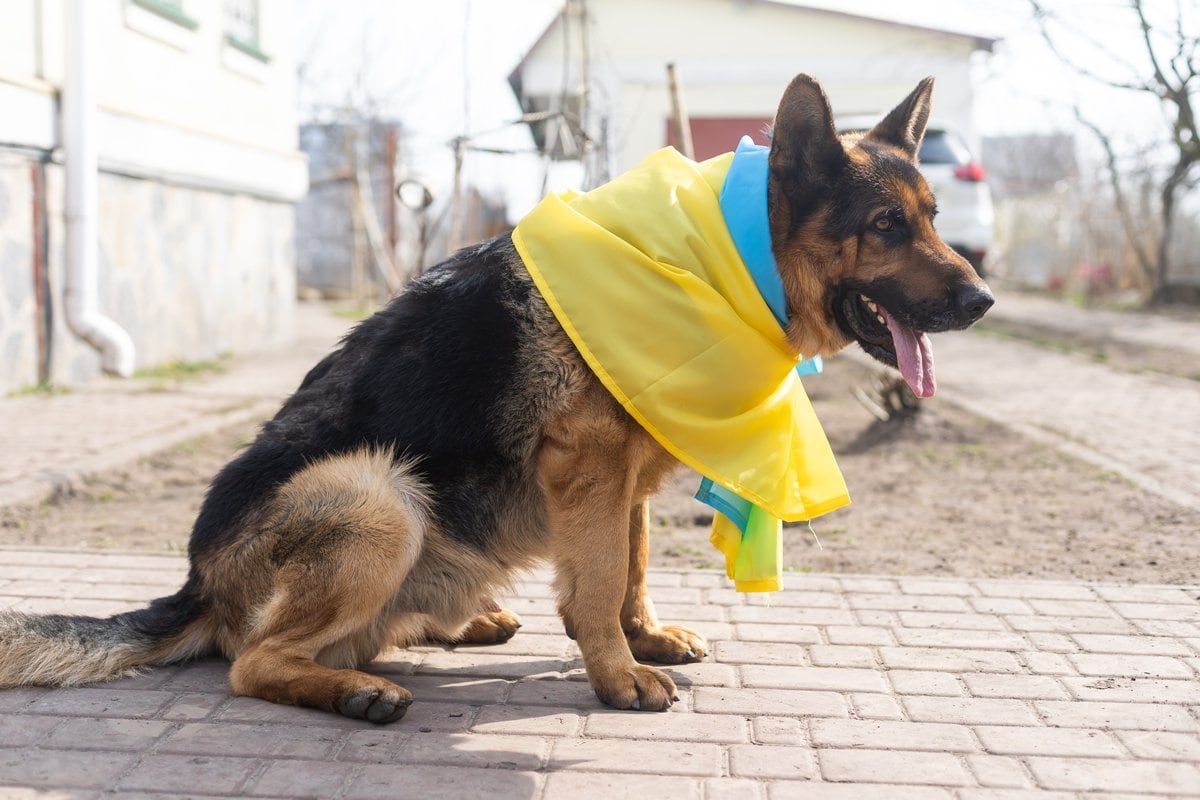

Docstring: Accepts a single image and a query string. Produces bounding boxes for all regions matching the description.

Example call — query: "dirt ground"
[3,357,1198,584]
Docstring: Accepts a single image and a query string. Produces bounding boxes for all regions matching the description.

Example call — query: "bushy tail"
[0,590,210,687]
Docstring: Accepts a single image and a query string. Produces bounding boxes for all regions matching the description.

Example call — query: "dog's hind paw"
[455,609,523,645]
[627,624,707,665]
[336,683,413,724]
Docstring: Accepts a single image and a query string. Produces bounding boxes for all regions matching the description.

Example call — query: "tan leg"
[622,501,707,664]
[543,426,677,712]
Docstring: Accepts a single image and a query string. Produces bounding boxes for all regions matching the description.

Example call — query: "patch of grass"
[8,382,71,398]
[334,306,377,321]
[135,357,228,383]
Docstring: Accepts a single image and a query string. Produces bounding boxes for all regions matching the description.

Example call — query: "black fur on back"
[189,236,542,560]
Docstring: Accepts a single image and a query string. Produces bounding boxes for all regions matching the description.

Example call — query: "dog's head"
[767,74,993,397]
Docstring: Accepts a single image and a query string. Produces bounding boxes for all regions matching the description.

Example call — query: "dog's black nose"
[955,283,994,325]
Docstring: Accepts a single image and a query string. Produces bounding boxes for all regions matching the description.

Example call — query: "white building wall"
[517,0,985,171]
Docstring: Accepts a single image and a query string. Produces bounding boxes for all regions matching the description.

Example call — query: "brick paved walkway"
[1,547,1198,798]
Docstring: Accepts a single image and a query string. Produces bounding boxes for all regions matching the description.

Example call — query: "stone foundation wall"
[0,154,296,394]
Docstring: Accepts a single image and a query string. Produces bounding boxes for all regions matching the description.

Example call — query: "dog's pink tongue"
[883,311,936,398]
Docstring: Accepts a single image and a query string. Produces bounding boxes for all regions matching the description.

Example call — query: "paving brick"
[505,678,599,708]
[1024,632,1077,653]
[1027,598,1118,617]
[746,590,844,608]
[818,748,972,786]
[887,670,964,697]
[161,659,233,691]
[470,704,582,737]
[975,582,1096,600]
[41,717,172,751]
[769,783,955,800]
[853,609,901,627]
[807,644,876,668]
[729,606,854,625]
[1005,615,1134,634]
[838,578,899,593]
[415,651,569,679]
[969,597,1035,615]
[898,579,978,596]
[346,764,541,799]
[658,660,740,687]
[584,709,747,743]
[965,754,1031,788]
[751,715,805,745]
[728,743,818,779]
[961,674,1068,700]
[396,674,511,705]
[335,729,410,763]
[714,640,806,665]
[847,593,969,612]
[825,625,895,646]
[399,731,547,770]
[1068,652,1194,678]
[878,646,1023,674]
[0,714,62,746]
[704,777,764,800]
[849,693,906,721]
[1071,633,1194,656]
[1061,676,1200,703]
[548,737,722,776]
[1018,651,1077,676]
[246,759,360,798]
[393,700,477,732]
[1093,585,1196,604]
[955,791,1074,800]
[543,771,699,799]
[1035,700,1199,731]
[117,754,262,794]
[740,665,887,693]
[733,623,822,644]
[0,747,136,789]
[897,611,1007,630]
[26,687,175,719]
[0,687,50,713]
[1134,619,1200,637]
[1115,730,1200,761]
[902,696,1038,726]
[973,724,1123,756]
[1026,756,1200,794]
[654,602,730,623]
[809,718,977,752]
[1111,602,1200,621]
[160,692,227,721]
[892,628,1030,651]
[692,687,847,718]
[157,721,344,759]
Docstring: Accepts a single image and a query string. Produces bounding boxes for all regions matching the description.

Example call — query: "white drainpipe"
[62,0,135,377]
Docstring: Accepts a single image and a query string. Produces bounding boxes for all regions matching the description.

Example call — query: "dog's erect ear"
[867,77,934,160]
[769,74,847,184]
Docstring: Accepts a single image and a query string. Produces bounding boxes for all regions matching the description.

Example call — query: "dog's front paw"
[627,624,707,665]
[592,664,678,711]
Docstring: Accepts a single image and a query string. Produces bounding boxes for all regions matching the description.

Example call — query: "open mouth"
[836,291,936,398]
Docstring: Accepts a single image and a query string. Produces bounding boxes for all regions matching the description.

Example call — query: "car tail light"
[953,162,986,182]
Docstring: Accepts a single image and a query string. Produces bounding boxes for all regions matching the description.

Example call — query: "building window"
[223,0,269,63]
[130,0,199,30]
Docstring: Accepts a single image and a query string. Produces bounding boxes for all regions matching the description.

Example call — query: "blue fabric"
[695,136,825,532]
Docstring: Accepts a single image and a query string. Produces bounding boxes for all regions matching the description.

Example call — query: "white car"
[837,117,994,277]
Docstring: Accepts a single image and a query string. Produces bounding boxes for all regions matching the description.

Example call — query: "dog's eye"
[872,214,896,233]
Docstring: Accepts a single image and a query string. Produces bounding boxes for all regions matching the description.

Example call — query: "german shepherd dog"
[0,75,991,723]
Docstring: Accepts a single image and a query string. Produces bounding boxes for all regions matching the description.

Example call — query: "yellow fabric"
[512,147,850,588]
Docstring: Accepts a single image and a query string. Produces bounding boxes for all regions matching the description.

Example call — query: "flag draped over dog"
[513,144,850,592]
